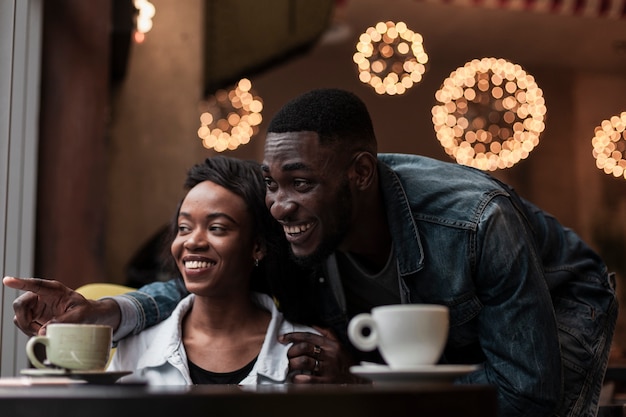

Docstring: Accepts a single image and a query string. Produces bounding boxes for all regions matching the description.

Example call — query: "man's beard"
[288,230,345,269]
[289,181,352,269]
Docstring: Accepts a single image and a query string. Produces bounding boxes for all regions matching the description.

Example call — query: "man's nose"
[268,193,297,221]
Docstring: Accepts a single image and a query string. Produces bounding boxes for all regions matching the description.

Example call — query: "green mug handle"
[25,336,50,369]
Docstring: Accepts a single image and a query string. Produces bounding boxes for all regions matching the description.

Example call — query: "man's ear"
[351,152,377,190]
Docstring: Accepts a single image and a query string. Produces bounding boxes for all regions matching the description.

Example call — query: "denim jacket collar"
[321,157,425,313]
[377,159,424,277]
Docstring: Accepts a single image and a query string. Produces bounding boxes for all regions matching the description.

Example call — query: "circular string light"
[353,21,428,95]
[592,111,626,180]
[197,78,263,152]
[133,0,155,44]
[432,58,547,171]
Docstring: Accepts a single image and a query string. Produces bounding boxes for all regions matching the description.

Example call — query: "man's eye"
[209,225,227,235]
[264,178,276,190]
[294,179,310,190]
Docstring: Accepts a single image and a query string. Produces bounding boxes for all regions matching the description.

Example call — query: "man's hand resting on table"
[2,276,121,336]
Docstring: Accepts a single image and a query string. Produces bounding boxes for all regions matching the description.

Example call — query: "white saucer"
[21,368,132,384]
[350,363,480,385]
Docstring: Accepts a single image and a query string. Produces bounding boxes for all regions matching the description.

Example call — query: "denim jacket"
[114,154,616,417]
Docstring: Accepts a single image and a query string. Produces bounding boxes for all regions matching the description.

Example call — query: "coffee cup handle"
[348,313,379,351]
[26,336,50,369]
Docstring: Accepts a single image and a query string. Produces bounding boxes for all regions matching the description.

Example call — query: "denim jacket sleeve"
[458,194,562,417]
[111,279,188,341]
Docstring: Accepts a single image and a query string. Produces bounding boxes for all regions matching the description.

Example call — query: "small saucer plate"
[350,363,480,385]
[20,368,132,385]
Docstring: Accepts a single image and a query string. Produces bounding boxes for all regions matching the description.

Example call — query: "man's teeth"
[185,260,213,269]
[284,223,312,235]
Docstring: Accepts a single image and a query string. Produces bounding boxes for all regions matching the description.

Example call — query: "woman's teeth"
[185,260,213,269]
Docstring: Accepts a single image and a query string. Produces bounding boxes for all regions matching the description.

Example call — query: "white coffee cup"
[25,323,112,371]
[348,304,449,368]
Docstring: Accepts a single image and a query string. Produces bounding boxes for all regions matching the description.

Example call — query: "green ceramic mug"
[26,323,112,371]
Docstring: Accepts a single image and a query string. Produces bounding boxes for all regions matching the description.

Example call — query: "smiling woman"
[107,156,319,385]
[171,180,261,298]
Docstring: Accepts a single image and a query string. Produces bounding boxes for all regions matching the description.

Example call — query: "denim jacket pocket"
[552,293,617,417]
[447,294,483,346]
[553,295,611,372]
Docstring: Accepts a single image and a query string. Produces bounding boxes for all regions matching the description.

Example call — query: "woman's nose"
[183,229,208,250]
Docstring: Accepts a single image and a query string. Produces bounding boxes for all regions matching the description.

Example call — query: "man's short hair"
[268,88,377,153]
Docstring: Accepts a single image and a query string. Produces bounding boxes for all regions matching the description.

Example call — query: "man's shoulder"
[378,153,495,183]
[378,153,511,215]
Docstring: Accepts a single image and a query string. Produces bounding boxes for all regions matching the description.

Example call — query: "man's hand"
[2,276,121,336]
[279,325,366,384]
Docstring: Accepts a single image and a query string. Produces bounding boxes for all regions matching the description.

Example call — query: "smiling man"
[263,131,363,266]
[5,89,617,417]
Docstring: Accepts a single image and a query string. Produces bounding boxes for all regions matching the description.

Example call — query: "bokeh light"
[353,21,428,95]
[197,78,263,152]
[592,111,626,180]
[432,57,546,171]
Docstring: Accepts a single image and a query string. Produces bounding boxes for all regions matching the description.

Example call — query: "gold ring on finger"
[313,359,320,374]
[313,344,322,357]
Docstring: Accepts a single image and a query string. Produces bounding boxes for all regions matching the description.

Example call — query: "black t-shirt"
[335,248,401,317]
[188,356,258,384]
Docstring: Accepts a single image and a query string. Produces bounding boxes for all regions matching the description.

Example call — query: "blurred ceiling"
[198,0,625,94]
[203,0,334,95]
[332,0,626,73]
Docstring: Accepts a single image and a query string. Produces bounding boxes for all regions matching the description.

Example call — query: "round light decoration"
[592,111,626,180]
[353,21,428,95]
[197,78,263,152]
[432,58,547,171]
[133,0,155,44]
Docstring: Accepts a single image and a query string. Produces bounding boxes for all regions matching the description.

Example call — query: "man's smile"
[283,222,314,236]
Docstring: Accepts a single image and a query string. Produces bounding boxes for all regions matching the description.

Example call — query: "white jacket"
[108,292,318,385]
